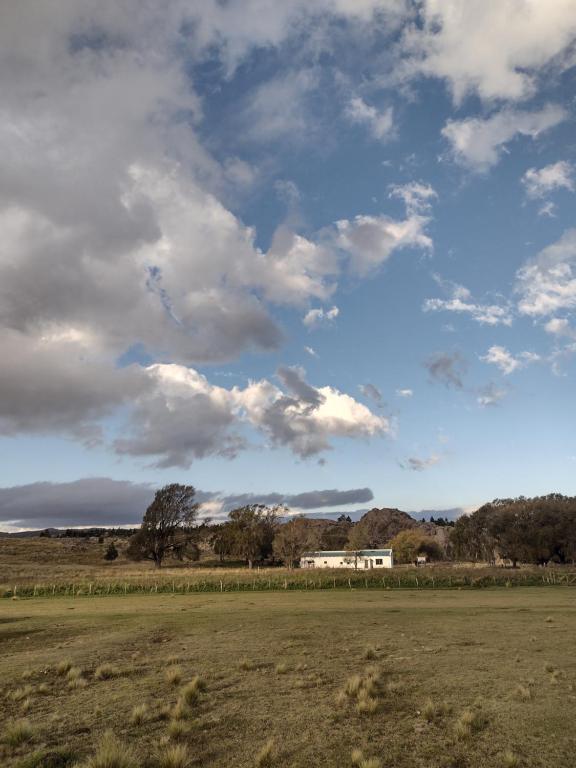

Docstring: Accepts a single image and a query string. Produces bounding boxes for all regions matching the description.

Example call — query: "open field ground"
[1,588,576,767]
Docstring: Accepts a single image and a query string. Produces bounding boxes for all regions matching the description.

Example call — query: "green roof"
[301,549,392,557]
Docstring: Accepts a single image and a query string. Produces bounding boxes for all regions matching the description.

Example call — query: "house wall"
[301,554,393,569]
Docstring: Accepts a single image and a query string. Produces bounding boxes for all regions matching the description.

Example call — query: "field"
[1,588,576,768]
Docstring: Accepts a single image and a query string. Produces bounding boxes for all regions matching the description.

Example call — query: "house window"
[375,558,383,565]
[324,561,327,565]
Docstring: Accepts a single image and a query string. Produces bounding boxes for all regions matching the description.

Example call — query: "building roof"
[301,549,392,558]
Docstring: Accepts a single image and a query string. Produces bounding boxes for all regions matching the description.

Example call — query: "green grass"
[1,588,576,767]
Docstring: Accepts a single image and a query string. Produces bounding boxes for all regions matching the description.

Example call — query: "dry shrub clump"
[362,645,377,661]
[10,684,34,702]
[81,731,137,768]
[2,718,34,747]
[255,738,276,767]
[275,663,289,675]
[94,663,120,681]
[67,667,87,690]
[170,699,190,722]
[239,658,256,671]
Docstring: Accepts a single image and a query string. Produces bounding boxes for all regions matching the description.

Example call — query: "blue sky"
[1,1,576,528]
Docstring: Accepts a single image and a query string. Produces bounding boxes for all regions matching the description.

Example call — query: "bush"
[81,731,137,768]
[3,718,34,746]
[104,543,119,562]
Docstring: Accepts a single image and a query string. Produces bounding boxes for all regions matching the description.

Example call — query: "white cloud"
[477,383,507,408]
[423,280,512,326]
[389,182,437,214]
[522,161,574,199]
[303,305,340,328]
[336,213,432,275]
[112,363,391,467]
[396,388,413,398]
[345,97,394,141]
[401,0,576,103]
[442,105,566,171]
[304,345,318,357]
[516,229,576,317]
[480,345,540,376]
[544,317,576,338]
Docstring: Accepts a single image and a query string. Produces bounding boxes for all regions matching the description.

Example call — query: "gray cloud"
[424,351,467,390]
[359,383,383,404]
[0,478,374,529]
[277,366,325,407]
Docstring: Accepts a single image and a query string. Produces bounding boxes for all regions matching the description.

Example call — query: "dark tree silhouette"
[127,484,199,568]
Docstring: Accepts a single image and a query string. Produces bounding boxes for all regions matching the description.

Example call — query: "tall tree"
[227,504,281,568]
[273,517,318,568]
[127,484,199,568]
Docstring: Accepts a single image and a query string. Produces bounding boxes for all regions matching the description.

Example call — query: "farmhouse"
[300,549,393,569]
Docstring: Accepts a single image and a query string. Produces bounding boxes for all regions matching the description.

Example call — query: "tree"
[104,542,119,561]
[273,517,317,568]
[127,484,199,568]
[227,504,281,568]
[388,529,443,565]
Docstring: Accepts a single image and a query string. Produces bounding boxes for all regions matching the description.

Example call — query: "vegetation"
[387,529,443,564]
[452,495,576,565]
[127,485,200,568]
[1,588,573,767]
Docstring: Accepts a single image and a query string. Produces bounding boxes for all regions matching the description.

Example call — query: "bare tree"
[127,484,199,568]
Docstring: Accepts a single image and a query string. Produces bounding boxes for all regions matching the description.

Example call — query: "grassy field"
[1,588,576,767]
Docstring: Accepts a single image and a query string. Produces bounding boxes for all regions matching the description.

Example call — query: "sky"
[1,0,576,530]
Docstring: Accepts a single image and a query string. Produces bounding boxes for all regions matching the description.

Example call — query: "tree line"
[451,494,576,566]
[126,484,444,568]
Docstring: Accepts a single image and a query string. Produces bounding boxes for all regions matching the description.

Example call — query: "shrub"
[157,744,188,768]
[255,738,275,767]
[94,664,120,681]
[3,718,34,746]
[81,731,137,768]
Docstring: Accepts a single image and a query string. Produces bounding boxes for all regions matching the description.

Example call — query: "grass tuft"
[56,660,72,676]
[255,738,275,767]
[239,658,256,671]
[180,677,206,704]
[165,666,183,686]
[3,718,34,746]
[514,684,531,701]
[81,731,137,768]
[362,645,377,661]
[275,663,289,674]
[170,698,190,721]
[157,744,189,768]
[94,663,120,681]
[502,750,520,768]
[130,703,148,725]
[454,708,487,740]
[167,720,189,740]
[351,748,364,765]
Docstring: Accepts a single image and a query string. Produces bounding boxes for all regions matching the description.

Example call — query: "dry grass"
[514,684,531,701]
[94,663,120,681]
[2,718,34,747]
[454,708,488,741]
[129,704,148,725]
[165,666,183,686]
[0,588,575,768]
[157,744,189,768]
[275,663,289,674]
[81,731,137,768]
[254,738,275,767]
[501,750,520,768]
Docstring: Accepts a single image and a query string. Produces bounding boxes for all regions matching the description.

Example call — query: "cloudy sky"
[1,1,576,529]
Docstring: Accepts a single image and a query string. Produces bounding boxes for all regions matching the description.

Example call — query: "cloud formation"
[424,352,467,390]
[442,105,566,171]
[480,346,540,376]
[423,279,512,326]
[0,478,375,530]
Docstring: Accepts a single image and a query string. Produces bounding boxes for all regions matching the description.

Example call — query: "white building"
[300,549,393,569]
